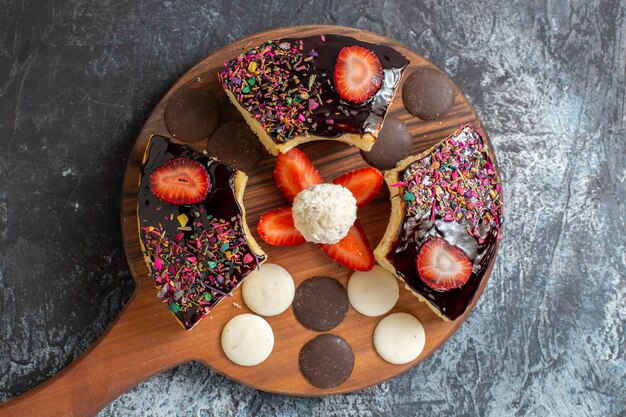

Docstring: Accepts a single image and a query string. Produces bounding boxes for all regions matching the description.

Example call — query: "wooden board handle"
[0,289,190,417]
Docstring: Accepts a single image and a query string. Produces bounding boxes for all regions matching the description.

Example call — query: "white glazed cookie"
[347,265,399,317]
[221,314,274,366]
[373,312,425,365]
[242,263,295,316]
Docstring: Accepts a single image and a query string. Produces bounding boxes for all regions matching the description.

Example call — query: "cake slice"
[137,135,266,330]
[374,125,503,320]
[218,34,409,155]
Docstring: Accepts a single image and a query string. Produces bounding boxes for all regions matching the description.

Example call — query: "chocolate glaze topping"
[389,214,498,320]
[219,34,409,143]
[138,136,265,329]
[386,126,503,320]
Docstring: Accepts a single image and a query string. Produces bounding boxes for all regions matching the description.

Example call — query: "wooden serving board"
[0,26,499,417]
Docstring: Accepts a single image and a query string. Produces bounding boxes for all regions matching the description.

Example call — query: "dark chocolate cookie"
[360,116,412,170]
[299,334,354,389]
[293,276,348,332]
[402,68,454,120]
[164,89,220,142]
[207,121,265,172]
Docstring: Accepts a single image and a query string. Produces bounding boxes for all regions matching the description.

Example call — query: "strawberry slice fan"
[257,148,382,271]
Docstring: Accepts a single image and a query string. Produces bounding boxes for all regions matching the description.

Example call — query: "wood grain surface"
[0,25,499,417]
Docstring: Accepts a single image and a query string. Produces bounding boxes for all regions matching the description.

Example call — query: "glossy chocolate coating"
[293,35,408,138]
[164,89,220,142]
[299,334,354,389]
[387,209,498,320]
[293,276,349,331]
[360,115,412,170]
[137,136,265,328]
[208,121,265,173]
[221,34,409,143]
[402,68,455,120]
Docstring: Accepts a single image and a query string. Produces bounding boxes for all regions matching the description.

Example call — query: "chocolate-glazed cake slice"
[374,125,503,320]
[218,34,409,155]
[137,136,266,330]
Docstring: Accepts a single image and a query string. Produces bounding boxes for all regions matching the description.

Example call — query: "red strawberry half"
[332,167,383,208]
[416,236,472,291]
[333,45,383,104]
[274,148,323,202]
[319,221,374,271]
[257,207,306,246]
[149,157,210,205]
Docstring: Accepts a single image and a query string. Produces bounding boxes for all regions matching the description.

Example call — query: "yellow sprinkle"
[177,213,189,228]
[248,61,258,73]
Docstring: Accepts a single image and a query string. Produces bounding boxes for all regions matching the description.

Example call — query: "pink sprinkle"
[390,181,408,187]
[298,114,306,122]
[444,214,454,221]
[186,256,197,264]
[175,233,184,242]
[308,99,319,110]
[154,258,163,271]
[243,253,253,264]
[321,34,326,42]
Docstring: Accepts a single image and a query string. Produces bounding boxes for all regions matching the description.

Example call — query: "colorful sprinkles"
[218,40,325,143]
[395,125,503,240]
[141,210,257,328]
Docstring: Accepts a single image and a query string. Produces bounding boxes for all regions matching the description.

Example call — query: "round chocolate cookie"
[299,334,354,389]
[360,116,412,170]
[293,276,348,332]
[164,89,220,142]
[402,68,455,120]
[207,121,265,172]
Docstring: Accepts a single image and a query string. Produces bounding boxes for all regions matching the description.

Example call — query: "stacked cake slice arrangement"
[136,33,503,387]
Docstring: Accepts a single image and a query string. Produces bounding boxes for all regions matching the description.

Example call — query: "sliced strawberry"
[149,157,210,205]
[333,45,383,104]
[332,167,383,208]
[319,221,374,271]
[416,236,472,291]
[274,148,323,202]
[257,207,306,246]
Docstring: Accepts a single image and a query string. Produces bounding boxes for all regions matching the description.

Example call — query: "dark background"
[1,1,625,416]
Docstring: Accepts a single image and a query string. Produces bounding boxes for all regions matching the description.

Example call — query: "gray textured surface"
[1,0,625,416]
